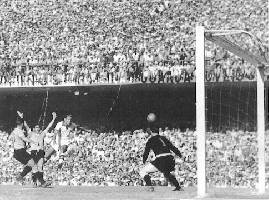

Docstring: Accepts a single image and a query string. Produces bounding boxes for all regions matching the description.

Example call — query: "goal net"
[196,26,268,197]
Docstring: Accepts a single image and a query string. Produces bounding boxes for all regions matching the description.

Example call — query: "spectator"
[0,0,267,87]
[0,127,265,188]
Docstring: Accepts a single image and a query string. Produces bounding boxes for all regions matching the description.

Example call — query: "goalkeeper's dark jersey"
[143,134,182,163]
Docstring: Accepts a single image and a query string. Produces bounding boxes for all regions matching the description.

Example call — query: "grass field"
[1,186,269,200]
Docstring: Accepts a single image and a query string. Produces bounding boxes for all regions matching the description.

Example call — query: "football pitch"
[1,186,269,200]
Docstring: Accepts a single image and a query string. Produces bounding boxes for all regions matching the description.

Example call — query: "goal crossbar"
[205,33,268,67]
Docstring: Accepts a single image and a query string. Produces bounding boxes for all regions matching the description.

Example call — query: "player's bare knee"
[139,168,148,178]
[37,162,43,171]
[27,159,35,167]
[32,164,38,173]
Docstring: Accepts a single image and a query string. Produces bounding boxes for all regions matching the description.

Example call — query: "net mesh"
[203,32,266,132]
[205,81,257,132]
[203,33,268,187]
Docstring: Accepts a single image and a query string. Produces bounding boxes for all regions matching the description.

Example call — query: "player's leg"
[139,163,158,186]
[160,156,183,191]
[36,159,46,186]
[14,149,35,182]
[36,150,51,187]
[31,164,38,187]
[30,150,39,187]
[44,145,56,163]
[22,157,35,173]
[163,171,183,191]
[58,145,68,169]
[16,159,35,182]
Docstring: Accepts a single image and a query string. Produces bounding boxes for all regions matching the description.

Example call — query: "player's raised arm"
[43,112,57,134]
[161,136,182,157]
[17,111,23,119]
[17,111,31,133]
[24,120,31,135]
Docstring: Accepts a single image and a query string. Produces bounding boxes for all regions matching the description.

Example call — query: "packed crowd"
[0,0,268,86]
[0,64,196,86]
[1,127,269,188]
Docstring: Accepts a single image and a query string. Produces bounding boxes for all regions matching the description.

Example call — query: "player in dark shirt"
[140,114,183,191]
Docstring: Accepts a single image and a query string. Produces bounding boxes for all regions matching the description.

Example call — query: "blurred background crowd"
[0,0,268,86]
[1,128,268,188]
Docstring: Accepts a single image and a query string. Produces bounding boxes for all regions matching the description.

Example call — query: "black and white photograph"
[0,0,268,199]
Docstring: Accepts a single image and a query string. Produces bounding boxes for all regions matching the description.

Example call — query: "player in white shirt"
[55,114,74,152]
[44,114,75,168]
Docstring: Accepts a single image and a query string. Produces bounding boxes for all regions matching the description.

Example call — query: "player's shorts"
[13,148,32,165]
[151,155,175,173]
[31,150,45,163]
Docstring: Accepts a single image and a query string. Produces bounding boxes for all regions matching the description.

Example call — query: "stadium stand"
[0,0,267,86]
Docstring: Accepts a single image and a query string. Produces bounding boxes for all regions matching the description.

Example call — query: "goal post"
[196,26,206,197]
[195,26,268,197]
[257,66,265,194]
